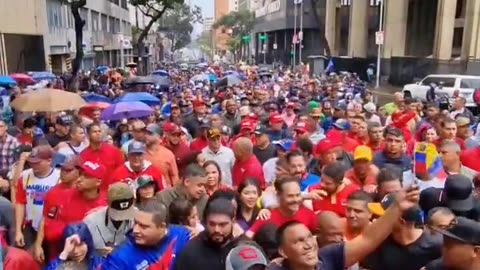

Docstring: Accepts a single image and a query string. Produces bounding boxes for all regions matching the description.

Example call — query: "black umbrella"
[258,71,272,77]
[125,76,155,85]
[150,75,171,87]
[215,75,242,87]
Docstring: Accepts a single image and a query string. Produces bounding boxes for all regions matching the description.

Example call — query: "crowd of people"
[0,64,478,270]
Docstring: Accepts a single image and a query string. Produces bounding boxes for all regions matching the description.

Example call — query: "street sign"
[375,31,384,45]
[242,35,251,41]
[259,34,267,41]
[273,43,278,50]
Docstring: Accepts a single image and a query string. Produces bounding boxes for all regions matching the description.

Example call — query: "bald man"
[383,92,404,115]
[232,137,266,188]
[315,211,345,248]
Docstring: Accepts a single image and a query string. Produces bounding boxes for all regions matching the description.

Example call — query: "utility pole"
[293,0,298,68]
[299,0,304,64]
[375,0,385,89]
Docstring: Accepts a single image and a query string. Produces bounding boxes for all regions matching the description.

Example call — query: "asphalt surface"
[370,84,402,105]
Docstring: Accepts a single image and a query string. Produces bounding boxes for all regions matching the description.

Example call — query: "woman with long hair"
[236,178,262,231]
[203,160,229,196]
[168,198,204,235]
[135,175,159,208]
[45,223,103,270]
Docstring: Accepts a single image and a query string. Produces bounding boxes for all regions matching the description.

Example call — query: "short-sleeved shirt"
[266,243,345,270]
[308,184,359,217]
[248,207,317,235]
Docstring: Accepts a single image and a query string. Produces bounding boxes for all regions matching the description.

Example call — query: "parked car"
[402,74,480,108]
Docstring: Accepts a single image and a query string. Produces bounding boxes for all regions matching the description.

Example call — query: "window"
[460,79,480,89]
[109,16,116,33]
[101,14,108,32]
[80,8,89,30]
[91,11,99,32]
[121,0,128,9]
[421,77,456,87]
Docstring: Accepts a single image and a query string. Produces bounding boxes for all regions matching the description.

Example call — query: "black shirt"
[361,231,442,270]
[254,143,276,165]
[45,133,70,148]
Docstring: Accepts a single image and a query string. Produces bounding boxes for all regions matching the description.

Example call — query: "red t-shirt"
[59,189,107,224]
[232,155,265,188]
[80,143,124,189]
[109,162,165,190]
[460,146,480,172]
[309,183,359,217]
[43,183,73,241]
[249,207,317,235]
[4,247,41,270]
[190,137,208,152]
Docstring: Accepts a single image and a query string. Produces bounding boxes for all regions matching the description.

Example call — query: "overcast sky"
[190,0,214,37]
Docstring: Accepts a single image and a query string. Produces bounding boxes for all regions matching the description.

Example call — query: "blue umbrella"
[30,71,56,81]
[82,93,111,103]
[208,73,218,82]
[114,92,160,106]
[101,101,153,121]
[151,70,169,77]
[96,65,109,74]
[0,75,17,87]
[191,74,209,82]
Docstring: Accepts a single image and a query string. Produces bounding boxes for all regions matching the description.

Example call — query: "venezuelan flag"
[414,143,447,179]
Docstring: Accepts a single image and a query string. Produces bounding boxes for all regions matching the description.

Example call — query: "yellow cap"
[354,145,373,162]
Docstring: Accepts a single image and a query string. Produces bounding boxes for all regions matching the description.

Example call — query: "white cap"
[364,102,377,113]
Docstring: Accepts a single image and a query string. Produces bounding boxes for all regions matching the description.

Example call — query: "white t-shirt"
[17,168,61,230]
[57,142,88,157]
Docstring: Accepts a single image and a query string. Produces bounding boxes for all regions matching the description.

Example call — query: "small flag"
[325,58,335,73]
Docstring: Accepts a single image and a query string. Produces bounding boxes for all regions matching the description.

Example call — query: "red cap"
[286,102,296,108]
[80,161,106,180]
[269,112,283,124]
[164,122,182,134]
[294,121,313,133]
[192,99,205,108]
[240,120,254,133]
[245,112,259,122]
[315,139,340,155]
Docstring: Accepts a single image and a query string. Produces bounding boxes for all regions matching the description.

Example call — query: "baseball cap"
[56,115,73,126]
[135,175,155,190]
[192,99,206,108]
[419,187,445,213]
[146,123,161,135]
[433,217,480,245]
[132,120,146,131]
[444,174,474,212]
[108,182,135,221]
[273,139,293,152]
[334,103,347,111]
[128,141,146,154]
[310,107,322,117]
[269,113,283,124]
[333,119,349,130]
[354,145,373,162]
[79,161,106,180]
[59,155,82,170]
[368,194,424,223]
[164,122,182,134]
[207,128,221,139]
[28,145,55,163]
[314,138,340,155]
[225,244,268,270]
[294,121,312,133]
[364,102,377,113]
[254,125,268,135]
[455,116,470,127]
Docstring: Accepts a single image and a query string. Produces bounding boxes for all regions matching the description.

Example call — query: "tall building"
[229,0,239,12]
[204,17,215,32]
[0,0,48,74]
[238,0,251,11]
[44,0,133,73]
[214,0,231,53]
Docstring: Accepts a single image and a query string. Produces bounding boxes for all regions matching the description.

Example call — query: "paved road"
[370,84,402,105]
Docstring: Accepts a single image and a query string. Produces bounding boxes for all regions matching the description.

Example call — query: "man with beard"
[162,122,190,169]
[222,99,240,134]
[286,150,320,192]
[174,198,241,270]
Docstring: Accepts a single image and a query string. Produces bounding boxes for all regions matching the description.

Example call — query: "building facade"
[0,0,48,74]
[45,0,133,73]
[214,0,231,53]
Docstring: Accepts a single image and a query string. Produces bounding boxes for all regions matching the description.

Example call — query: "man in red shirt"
[367,122,385,151]
[308,162,359,217]
[162,122,190,169]
[80,123,124,190]
[232,137,265,188]
[110,141,165,189]
[245,177,316,238]
[189,121,210,151]
[34,155,81,262]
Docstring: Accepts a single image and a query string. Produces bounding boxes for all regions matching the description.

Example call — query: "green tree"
[129,0,182,74]
[59,0,86,91]
[157,3,202,53]
[212,10,255,60]
[196,30,214,58]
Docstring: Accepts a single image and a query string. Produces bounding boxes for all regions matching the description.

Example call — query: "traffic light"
[242,35,251,42]
[259,34,267,41]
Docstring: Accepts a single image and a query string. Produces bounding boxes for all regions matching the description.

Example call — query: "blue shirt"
[300,173,321,192]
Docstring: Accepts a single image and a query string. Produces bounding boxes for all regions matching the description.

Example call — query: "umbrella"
[114,92,160,106]
[258,71,272,77]
[191,74,209,82]
[10,73,35,85]
[125,76,155,85]
[208,74,218,82]
[223,70,240,77]
[79,102,110,117]
[101,101,153,121]
[30,71,56,81]
[151,70,169,77]
[82,93,112,103]
[11,88,86,112]
[150,76,171,87]
[216,75,242,87]
[96,65,110,74]
[0,75,17,87]
[196,63,208,68]
[126,62,137,67]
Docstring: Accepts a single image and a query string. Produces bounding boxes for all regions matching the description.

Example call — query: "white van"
[402,74,480,108]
